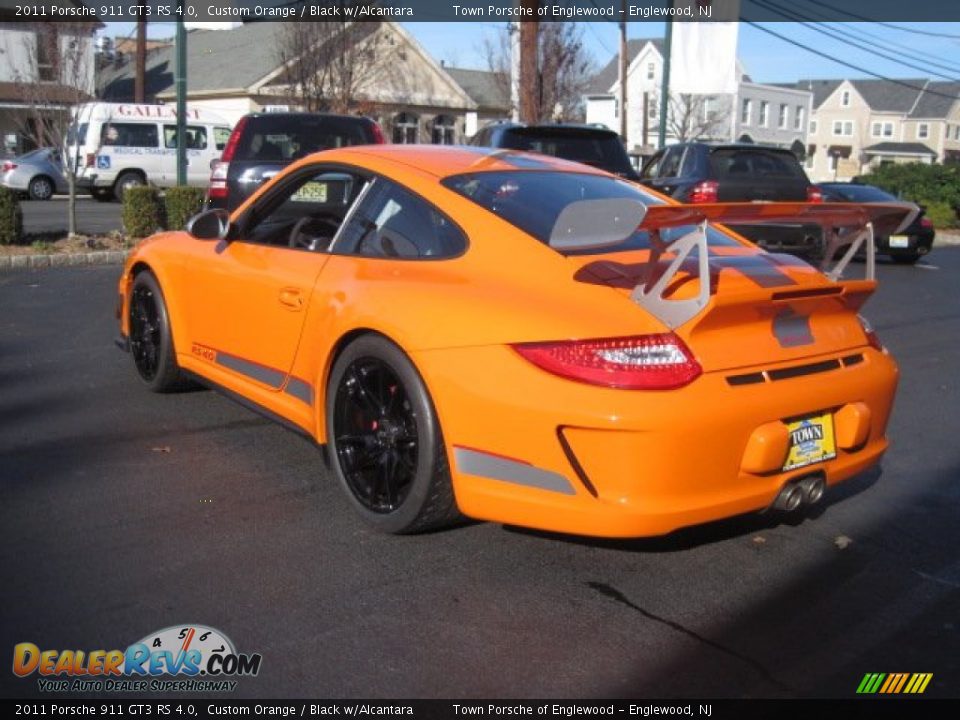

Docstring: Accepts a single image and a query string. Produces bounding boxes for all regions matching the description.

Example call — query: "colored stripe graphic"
[857,672,932,694]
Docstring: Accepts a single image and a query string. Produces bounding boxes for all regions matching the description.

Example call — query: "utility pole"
[657,20,673,148]
[175,6,186,186]
[643,92,649,148]
[510,21,521,122]
[518,1,539,123]
[619,1,628,142]
[135,19,146,103]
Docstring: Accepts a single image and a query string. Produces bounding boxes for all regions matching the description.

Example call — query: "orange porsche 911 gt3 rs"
[116,145,910,538]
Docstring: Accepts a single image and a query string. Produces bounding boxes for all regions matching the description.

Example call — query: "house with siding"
[99,21,477,145]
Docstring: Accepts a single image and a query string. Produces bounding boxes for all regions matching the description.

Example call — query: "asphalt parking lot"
[20,197,123,236]
[0,251,958,699]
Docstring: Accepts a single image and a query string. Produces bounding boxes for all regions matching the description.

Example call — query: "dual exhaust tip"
[773,474,826,513]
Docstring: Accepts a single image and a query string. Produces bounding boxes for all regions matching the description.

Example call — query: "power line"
[751,0,960,81]
[744,21,960,100]
[793,0,960,39]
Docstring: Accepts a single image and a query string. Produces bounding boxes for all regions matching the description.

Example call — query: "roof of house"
[862,141,937,156]
[100,23,289,100]
[909,81,960,118]
[445,67,509,111]
[587,38,664,95]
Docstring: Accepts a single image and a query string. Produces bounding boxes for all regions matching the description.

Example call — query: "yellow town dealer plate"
[783,412,837,471]
[291,181,328,203]
[889,234,910,248]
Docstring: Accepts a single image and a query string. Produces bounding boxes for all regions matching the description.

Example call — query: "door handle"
[278,287,304,310]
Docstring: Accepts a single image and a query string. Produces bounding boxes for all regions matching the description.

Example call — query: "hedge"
[164,186,206,232]
[122,186,163,239]
[0,186,23,245]
[860,163,960,227]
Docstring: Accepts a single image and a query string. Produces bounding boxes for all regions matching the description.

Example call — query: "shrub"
[0,186,23,245]
[164,186,206,232]
[922,201,958,229]
[122,186,162,239]
[861,163,960,211]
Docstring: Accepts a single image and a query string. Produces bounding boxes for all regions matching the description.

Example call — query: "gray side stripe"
[455,448,575,496]
[284,377,314,406]
[216,352,285,389]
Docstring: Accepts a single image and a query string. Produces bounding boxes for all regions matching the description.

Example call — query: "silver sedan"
[1,148,69,200]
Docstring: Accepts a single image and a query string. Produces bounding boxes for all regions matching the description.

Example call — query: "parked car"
[116,145,908,538]
[1,148,69,200]
[206,112,385,212]
[470,122,640,181]
[67,102,233,202]
[639,142,823,255]
[817,182,934,264]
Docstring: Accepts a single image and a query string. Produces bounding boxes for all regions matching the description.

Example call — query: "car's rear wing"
[629,201,917,329]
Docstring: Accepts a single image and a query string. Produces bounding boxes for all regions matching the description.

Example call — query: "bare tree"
[667,93,731,142]
[274,8,396,114]
[7,22,97,238]
[481,22,593,123]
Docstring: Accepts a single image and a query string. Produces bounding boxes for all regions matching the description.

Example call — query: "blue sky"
[107,21,960,84]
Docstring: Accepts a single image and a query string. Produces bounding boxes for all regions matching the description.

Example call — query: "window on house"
[759,101,768,127]
[955,125,960,140]
[805,150,815,169]
[810,120,818,134]
[795,106,804,131]
[918,123,929,139]
[870,121,893,138]
[392,112,419,144]
[35,28,58,82]
[828,153,838,172]
[648,99,658,119]
[778,104,788,129]
[431,115,456,145]
[647,63,655,80]
[741,98,751,125]
[841,90,850,106]
[703,96,717,123]
[832,120,853,136]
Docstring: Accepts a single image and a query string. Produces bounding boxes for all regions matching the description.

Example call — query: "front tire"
[28,175,54,200]
[326,335,461,534]
[128,271,185,392]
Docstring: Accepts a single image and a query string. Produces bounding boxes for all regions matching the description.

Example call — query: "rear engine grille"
[726,353,864,386]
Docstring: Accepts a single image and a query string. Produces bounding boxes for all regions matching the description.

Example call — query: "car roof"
[331,144,610,179]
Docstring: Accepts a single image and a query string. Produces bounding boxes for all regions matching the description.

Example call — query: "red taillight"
[858,315,883,352]
[207,160,228,199]
[1,162,16,172]
[220,116,248,163]
[807,186,824,203]
[920,217,933,229]
[370,120,386,144]
[512,334,702,390]
[688,180,718,204]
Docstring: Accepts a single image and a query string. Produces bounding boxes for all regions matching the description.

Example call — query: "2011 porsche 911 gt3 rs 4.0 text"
[115,145,911,538]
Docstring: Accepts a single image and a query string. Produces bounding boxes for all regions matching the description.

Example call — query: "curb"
[0,250,131,271]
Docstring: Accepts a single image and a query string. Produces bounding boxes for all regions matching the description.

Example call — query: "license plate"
[291,181,327,203]
[783,412,836,471]
[889,234,910,248]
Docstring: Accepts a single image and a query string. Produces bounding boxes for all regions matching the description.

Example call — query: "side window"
[241,168,367,251]
[214,127,231,151]
[336,179,466,259]
[641,151,665,179]
[679,147,698,177]
[658,147,683,178]
[101,122,159,148]
[163,125,208,150]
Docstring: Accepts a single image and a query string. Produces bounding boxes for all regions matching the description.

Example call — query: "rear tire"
[326,334,461,534]
[128,271,186,393]
[114,171,145,202]
[28,175,54,200]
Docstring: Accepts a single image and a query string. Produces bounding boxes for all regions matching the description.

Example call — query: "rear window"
[233,116,375,162]
[822,184,895,202]
[498,129,635,176]
[709,149,807,180]
[442,171,739,255]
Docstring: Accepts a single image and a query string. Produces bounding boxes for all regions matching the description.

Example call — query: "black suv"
[639,142,822,254]
[207,112,384,211]
[470,122,640,181]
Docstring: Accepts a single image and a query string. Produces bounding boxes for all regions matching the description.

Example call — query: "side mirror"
[185,208,230,240]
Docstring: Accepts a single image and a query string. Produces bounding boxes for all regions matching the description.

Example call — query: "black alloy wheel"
[127,271,185,392]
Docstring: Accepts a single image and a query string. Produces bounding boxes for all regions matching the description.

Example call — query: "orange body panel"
[118,145,900,537]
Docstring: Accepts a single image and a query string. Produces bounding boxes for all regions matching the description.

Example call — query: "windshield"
[442,171,740,255]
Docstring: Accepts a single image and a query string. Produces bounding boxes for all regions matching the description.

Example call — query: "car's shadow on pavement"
[500,466,883,553]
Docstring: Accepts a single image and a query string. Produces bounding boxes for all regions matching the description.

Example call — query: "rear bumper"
[876,230,935,256]
[415,344,898,538]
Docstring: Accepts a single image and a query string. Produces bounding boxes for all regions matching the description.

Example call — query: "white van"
[67,103,232,201]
